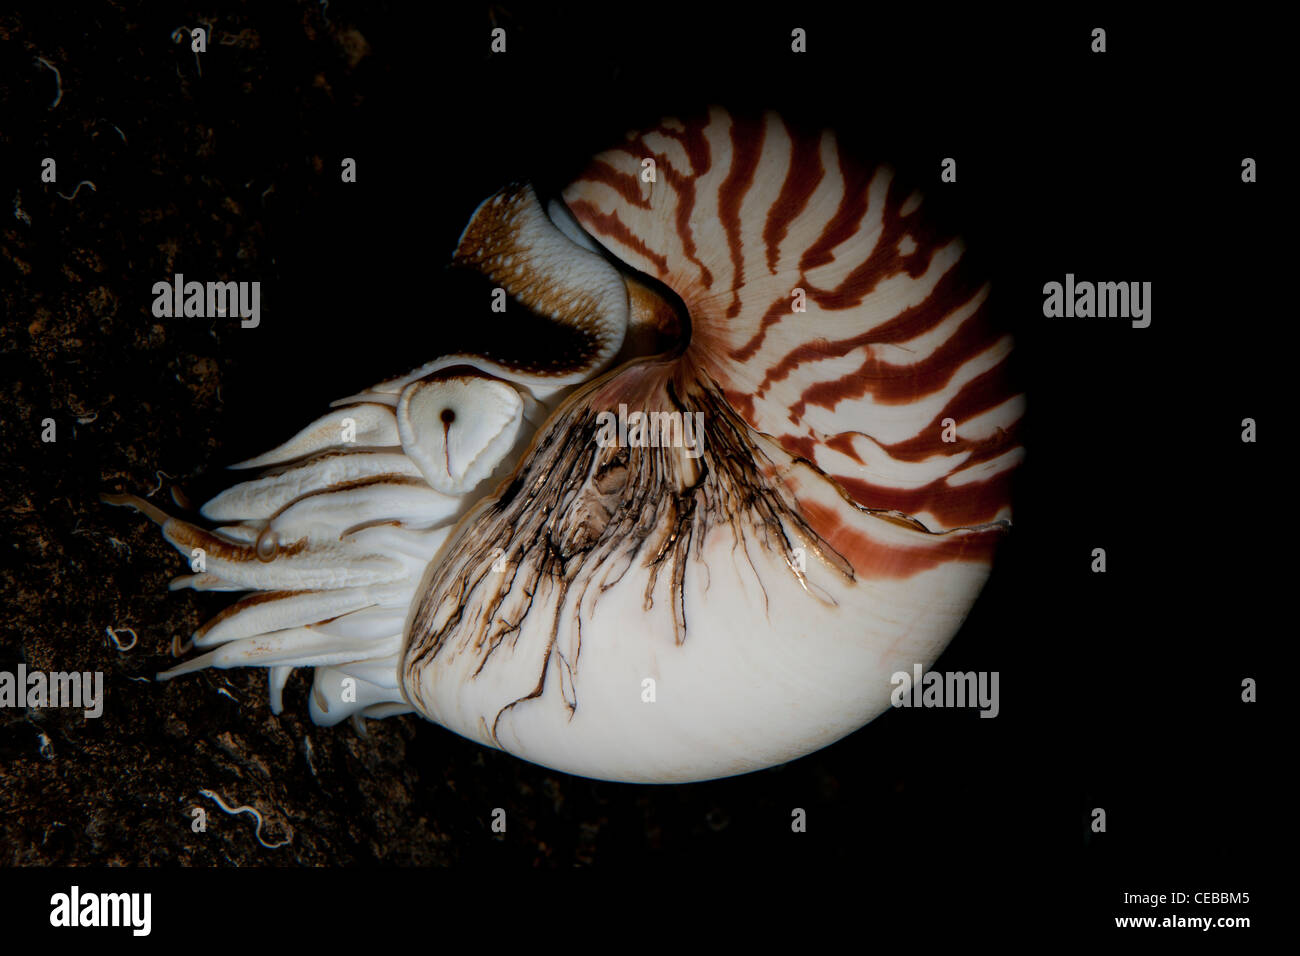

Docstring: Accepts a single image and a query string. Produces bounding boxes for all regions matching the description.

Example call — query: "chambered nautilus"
[106,107,1024,784]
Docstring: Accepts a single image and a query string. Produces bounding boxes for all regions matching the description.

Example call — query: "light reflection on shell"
[108,107,1024,784]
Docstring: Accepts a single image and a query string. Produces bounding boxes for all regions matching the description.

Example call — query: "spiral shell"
[110,107,1023,784]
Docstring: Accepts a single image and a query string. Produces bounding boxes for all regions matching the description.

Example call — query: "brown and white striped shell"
[111,107,1023,784]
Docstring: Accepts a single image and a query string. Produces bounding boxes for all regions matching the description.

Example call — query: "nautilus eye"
[107,107,1023,784]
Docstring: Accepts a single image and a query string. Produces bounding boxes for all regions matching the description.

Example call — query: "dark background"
[0,0,1282,932]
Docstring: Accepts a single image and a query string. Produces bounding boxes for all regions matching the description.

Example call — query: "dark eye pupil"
[441,409,456,425]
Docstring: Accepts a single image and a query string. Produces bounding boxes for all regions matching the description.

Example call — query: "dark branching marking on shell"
[401,372,851,744]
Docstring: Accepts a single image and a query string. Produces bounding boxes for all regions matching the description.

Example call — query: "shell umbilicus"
[107,108,1024,784]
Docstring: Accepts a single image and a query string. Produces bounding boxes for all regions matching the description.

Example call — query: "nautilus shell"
[108,107,1023,784]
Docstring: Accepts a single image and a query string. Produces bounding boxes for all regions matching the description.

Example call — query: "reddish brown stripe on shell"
[662,117,713,175]
[879,364,1020,462]
[797,497,1001,579]
[731,172,959,368]
[823,432,862,463]
[717,116,765,318]
[797,137,873,273]
[657,151,714,289]
[638,115,716,289]
[564,199,670,277]
[581,159,652,210]
[564,114,717,290]
[783,299,1002,418]
[763,124,825,274]
[806,240,905,308]
[807,174,944,308]
[771,427,1016,529]
[834,468,1016,531]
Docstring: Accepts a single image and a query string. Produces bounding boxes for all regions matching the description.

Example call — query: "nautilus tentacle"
[110,107,1023,782]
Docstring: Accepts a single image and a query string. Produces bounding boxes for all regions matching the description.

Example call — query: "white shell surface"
[405,434,992,783]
